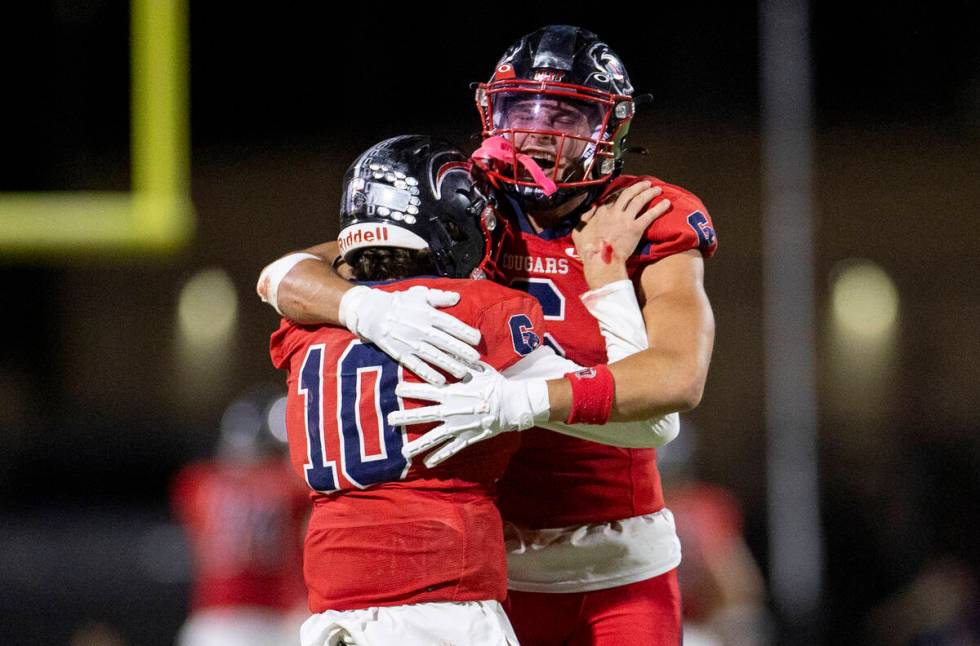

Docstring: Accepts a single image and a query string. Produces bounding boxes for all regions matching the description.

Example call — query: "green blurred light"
[832,260,899,339]
[177,269,238,346]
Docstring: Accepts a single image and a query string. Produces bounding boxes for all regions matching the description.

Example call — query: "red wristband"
[564,364,615,425]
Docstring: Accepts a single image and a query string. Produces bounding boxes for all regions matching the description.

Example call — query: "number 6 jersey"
[269,277,546,613]
[496,175,717,531]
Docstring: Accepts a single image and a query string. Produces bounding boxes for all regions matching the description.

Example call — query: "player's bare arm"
[258,241,484,385]
[604,249,715,418]
[533,184,707,421]
[258,241,350,324]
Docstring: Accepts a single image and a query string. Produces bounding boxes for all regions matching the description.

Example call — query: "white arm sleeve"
[501,344,680,449]
[579,279,649,360]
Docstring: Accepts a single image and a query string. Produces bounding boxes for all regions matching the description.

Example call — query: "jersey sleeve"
[634,187,718,263]
[269,319,301,369]
[628,180,718,266]
[269,318,314,370]
[474,293,548,373]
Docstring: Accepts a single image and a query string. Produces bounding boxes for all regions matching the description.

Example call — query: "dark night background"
[1,1,979,644]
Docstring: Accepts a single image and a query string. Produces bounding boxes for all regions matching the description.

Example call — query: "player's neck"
[525,193,589,233]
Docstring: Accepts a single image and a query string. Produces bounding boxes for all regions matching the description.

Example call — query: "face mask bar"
[489,128,610,187]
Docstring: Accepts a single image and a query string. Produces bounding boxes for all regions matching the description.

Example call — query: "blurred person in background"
[859,426,980,646]
[658,429,773,646]
[171,385,309,646]
[867,557,980,646]
[259,25,716,645]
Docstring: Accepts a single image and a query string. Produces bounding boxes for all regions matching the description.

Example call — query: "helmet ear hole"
[443,220,462,241]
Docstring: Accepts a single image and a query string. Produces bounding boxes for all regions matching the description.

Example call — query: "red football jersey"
[170,457,309,612]
[269,277,546,612]
[495,175,717,529]
[668,483,746,620]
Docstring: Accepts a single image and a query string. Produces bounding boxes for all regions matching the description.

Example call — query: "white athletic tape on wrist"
[257,252,321,315]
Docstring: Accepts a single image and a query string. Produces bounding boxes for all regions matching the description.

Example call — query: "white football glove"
[390,363,551,467]
[339,285,482,385]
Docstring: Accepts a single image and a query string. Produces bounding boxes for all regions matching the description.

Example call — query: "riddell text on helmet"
[337,225,391,255]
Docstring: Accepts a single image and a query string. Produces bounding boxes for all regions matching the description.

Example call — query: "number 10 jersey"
[269,277,546,613]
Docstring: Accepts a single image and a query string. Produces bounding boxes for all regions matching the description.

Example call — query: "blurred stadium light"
[177,268,238,347]
[0,0,193,257]
[828,259,900,424]
[175,267,238,406]
[831,260,899,340]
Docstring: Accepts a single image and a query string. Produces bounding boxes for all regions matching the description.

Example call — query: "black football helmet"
[338,135,499,279]
[474,25,636,210]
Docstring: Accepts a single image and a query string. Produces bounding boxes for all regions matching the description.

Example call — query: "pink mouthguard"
[471,136,558,196]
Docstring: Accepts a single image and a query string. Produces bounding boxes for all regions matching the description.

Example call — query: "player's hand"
[573,181,671,288]
[390,364,549,467]
[339,285,481,385]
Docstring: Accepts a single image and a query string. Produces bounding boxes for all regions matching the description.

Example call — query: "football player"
[270,135,677,646]
[407,26,718,646]
[171,386,309,646]
[259,25,717,645]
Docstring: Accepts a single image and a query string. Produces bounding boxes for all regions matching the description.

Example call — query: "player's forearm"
[502,344,673,441]
[545,379,573,421]
[541,364,680,449]
[611,288,714,419]
[275,258,351,324]
[257,242,350,325]
[547,292,713,422]
[608,345,709,418]
[543,352,701,423]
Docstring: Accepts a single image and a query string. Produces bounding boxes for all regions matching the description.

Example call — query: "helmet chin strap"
[517,182,602,214]
[471,136,558,196]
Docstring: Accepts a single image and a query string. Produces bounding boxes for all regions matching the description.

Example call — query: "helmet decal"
[587,43,634,95]
[337,221,428,257]
[532,69,566,82]
[430,157,470,199]
[494,63,516,80]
